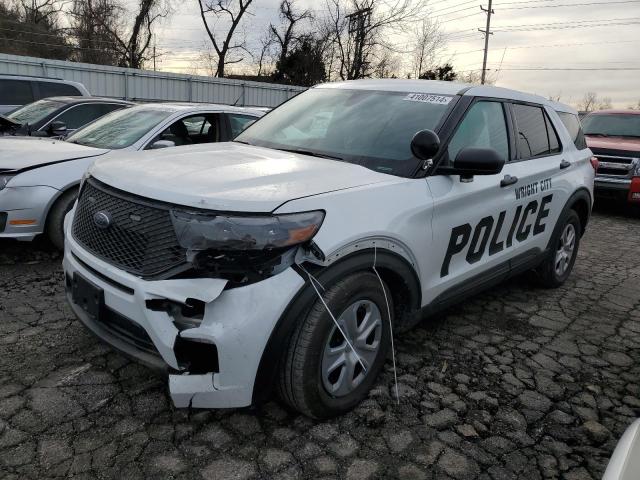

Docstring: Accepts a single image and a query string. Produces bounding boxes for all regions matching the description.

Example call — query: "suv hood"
[586,135,640,154]
[90,142,399,212]
[0,137,108,171]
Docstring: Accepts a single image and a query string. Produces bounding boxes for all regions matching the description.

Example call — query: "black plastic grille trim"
[0,212,6,233]
[99,307,158,355]
[72,178,187,278]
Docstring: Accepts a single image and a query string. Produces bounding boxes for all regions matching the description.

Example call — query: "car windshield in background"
[235,88,454,176]
[66,107,174,149]
[7,99,65,125]
[582,114,640,138]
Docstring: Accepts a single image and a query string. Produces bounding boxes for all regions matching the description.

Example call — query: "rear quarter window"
[557,112,587,150]
[37,81,82,98]
[0,79,34,104]
[513,103,562,159]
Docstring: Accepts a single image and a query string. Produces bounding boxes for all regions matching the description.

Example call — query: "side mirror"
[411,129,440,160]
[49,121,67,137]
[149,139,176,149]
[452,147,505,180]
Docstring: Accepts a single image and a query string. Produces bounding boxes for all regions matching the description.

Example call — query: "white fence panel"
[0,53,306,107]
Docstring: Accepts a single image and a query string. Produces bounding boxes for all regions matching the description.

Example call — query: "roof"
[315,79,577,114]
[124,102,265,115]
[43,96,133,105]
[586,109,640,115]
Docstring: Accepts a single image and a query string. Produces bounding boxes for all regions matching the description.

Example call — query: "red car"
[583,110,640,205]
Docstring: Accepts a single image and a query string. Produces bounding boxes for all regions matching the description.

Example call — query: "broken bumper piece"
[63,229,305,409]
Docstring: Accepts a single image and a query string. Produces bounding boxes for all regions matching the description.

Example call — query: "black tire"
[535,209,581,288]
[46,188,78,250]
[278,271,392,419]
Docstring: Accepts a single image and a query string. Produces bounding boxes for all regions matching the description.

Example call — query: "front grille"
[72,178,187,278]
[0,212,6,232]
[592,152,639,180]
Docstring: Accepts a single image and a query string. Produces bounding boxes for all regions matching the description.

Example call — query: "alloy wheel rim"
[555,223,576,277]
[321,300,382,397]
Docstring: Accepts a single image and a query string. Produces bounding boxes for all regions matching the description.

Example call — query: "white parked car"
[63,79,595,418]
[0,103,263,248]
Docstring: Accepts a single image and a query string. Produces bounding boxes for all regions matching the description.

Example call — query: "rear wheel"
[278,272,392,419]
[46,188,78,250]
[536,209,581,288]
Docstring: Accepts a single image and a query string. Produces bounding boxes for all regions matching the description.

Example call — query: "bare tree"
[255,31,274,77]
[373,48,400,78]
[412,19,443,79]
[598,97,612,110]
[69,0,120,65]
[325,0,425,80]
[198,0,254,78]
[72,0,169,69]
[0,0,72,59]
[579,92,598,112]
[270,0,312,71]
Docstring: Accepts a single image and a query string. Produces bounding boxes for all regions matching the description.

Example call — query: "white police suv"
[63,80,595,418]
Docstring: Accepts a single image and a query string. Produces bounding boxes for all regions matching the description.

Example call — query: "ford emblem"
[93,211,112,230]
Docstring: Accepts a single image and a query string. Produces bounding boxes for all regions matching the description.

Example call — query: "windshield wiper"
[586,133,609,137]
[273,147,344,161]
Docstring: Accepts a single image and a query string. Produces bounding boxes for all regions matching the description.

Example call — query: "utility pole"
[479,0,494,85]
[153,42,157,71]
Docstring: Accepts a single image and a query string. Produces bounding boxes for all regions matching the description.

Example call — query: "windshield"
[7,99,65,125]
[66,107,174,149]
[582,114,640,138]
[236,88,454,176]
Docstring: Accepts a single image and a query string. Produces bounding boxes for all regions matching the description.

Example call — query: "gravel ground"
[1,202,639,480]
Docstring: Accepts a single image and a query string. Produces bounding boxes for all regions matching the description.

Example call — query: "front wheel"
[46,188,78,250]
[278,272,392,419]
[536,209,581,288]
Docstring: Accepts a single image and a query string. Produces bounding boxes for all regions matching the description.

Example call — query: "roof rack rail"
[0,73,65,81]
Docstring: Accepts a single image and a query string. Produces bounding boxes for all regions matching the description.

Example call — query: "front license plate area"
[72,273,104,320]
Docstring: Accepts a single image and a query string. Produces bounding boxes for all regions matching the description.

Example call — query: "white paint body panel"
[604,419,640,480]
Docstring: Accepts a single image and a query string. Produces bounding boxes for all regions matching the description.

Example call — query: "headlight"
[171,210,325,284]
[0,174,15,191]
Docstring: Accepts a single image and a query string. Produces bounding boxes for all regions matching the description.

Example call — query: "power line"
[499,0,640,9]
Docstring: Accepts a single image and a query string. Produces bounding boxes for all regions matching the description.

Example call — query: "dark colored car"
[0,97,133,138]
[583,110,640,205]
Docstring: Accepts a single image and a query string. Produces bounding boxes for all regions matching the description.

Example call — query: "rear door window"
[513,104,562,159]
[558,112,587,149]
[54,103,110,129]
[37,81,82,98]
[0,79,34,104]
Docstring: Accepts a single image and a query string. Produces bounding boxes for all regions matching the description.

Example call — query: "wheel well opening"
[374,265,419,330]
[570,197,589,235]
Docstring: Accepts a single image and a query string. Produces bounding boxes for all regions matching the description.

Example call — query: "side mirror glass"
[453,147,505,176]
[411,129,440,160]
[150,139,176,149]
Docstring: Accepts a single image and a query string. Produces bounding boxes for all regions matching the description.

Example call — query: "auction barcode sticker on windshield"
[403,93,452,105]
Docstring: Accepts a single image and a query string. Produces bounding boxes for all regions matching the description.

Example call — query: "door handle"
[560,159,571,169]
[500,174,518,187]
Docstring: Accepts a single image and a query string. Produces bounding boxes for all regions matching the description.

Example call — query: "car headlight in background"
[0,174,15,191]
[170,210,325,284]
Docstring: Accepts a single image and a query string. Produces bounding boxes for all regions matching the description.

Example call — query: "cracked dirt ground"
[1,203,639,480]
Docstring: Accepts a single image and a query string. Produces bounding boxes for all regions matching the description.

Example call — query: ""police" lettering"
[440,194,553,277]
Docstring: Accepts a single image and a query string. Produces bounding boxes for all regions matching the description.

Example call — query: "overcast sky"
[151,0,640,108]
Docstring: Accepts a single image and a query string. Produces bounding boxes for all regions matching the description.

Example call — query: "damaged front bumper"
[63,227,305,408]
